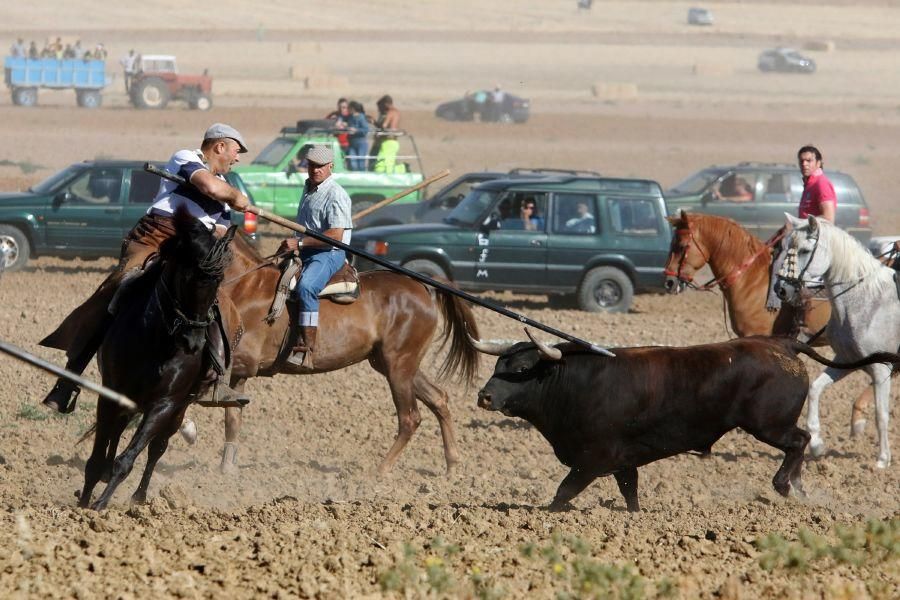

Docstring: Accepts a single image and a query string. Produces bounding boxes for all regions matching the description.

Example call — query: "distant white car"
[688,7,713,26]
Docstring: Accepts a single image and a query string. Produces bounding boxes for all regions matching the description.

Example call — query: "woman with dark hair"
[346,101,370,171]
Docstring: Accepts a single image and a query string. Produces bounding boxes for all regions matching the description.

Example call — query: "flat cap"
[204,123,248,153]
[306,144,334,165]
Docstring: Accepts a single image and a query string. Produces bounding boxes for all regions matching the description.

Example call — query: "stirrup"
[195,381,250,408]
[286,350,310,368]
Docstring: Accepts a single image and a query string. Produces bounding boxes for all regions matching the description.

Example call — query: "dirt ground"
[2,2,900,598]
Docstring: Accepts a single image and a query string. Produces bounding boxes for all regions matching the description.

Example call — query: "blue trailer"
[3,57,109,108]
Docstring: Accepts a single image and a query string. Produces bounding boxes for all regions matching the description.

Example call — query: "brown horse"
[662,211,873,435]
[217,233,481,475]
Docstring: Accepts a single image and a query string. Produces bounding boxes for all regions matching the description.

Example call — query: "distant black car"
[757,48,816,73]
[435,90,530,124]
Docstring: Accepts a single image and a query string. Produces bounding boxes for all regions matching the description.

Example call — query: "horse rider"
[40,123,251,413]
[278,144,352,369]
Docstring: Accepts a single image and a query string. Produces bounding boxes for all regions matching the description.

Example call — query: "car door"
[545,192,602,289]
[44,166,125,252]
[472,191,548,289]
[700,171,762,238]
[122,165,164,234]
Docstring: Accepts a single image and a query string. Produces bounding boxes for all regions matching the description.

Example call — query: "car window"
[608,197,661,235]
[789,174,804,204]
[495,192,547,232]
[829,173,861,206]
[128,169,162,204]
[759,172,796,203]
[251,137,296,166]
[711,172,756,203]
[432,177,490,209]
[445,189,499,226]
[29,165,84,194]
[553,193,598,235]
[668,170,719,194]
[68,168,123,205]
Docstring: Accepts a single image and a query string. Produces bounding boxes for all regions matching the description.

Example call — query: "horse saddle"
[265,256,360,324]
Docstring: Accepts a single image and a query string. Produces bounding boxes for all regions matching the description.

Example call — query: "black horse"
[80,209,236,510]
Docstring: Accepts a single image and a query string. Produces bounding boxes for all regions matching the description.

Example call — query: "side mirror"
[700,191,712,205]
[54,190,71,205]
[285,161,298,176]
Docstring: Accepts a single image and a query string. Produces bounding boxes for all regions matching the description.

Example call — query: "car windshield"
[667,170,719,195]
[444,189,499,226]
[28,165,85,194]
[251,138,297,167]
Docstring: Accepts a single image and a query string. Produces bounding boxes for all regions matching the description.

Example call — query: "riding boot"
[194,319,250,408]
[41,320,109,414]
[288,326,318,369]
[41,379,81,414]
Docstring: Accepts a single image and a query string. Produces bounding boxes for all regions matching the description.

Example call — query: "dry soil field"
[1,1,899,598]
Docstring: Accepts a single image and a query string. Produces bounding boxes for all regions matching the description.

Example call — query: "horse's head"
[774,214,827,305]
[159,208,237,353]
[663,210,709,294]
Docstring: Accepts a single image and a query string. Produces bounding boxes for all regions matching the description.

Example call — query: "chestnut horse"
[662,211,873,436]
[218,233,481,475]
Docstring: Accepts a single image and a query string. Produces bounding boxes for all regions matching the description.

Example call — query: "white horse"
[774,214,898,469]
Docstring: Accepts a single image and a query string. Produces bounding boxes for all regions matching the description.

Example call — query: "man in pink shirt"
[797,145,836,222]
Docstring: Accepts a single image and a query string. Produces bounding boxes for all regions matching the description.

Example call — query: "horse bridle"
[776,230,823,296]
[664,225,713,289]
[154,277,216,336]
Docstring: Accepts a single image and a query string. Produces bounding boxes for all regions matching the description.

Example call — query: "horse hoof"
[809,441,826,458]
[179,419,198,445]
[219,442,238,475]
[851,420,866,437]
[875,459,890,470]
[131,493,147,505]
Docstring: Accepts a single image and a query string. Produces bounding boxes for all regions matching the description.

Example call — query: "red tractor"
[129,55,212,110]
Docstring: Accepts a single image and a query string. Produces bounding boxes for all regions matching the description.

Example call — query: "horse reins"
[222,249,295,286]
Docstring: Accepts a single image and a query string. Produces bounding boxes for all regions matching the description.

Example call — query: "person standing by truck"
[120,49,137,93]
[346,101,370,171]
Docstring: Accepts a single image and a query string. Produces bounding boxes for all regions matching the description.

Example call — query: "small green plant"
[521,532,650,599]
[378,537,504,598]
[756,518,900,572]
[16,402,65,421]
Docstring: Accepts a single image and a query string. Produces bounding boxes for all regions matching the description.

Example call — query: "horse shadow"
[31,265,114,275]
[465,417,532,430]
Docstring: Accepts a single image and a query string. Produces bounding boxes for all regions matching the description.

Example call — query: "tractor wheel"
[190,93,212,111]
[13,87,37,107]
[77,90,102,109]
[132,77,170,109]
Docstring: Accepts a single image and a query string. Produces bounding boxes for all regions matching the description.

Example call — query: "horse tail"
[791,340,900,372]
[434,286,480,387]
[76,423,97,445]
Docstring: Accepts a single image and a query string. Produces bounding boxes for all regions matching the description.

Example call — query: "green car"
[0,160,257,271]
[234,121,425,219]
[665,163,872,243]
[350,175,671,312]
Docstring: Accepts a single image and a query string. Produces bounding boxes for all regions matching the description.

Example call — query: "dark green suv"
[665,162,872,242]
[350,175,671,312]
[0,160,257,271]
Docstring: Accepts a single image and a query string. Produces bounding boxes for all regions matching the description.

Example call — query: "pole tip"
[591,344,616,357]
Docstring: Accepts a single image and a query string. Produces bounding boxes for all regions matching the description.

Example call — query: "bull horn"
[466,331,515,356]
[524,328,562,361]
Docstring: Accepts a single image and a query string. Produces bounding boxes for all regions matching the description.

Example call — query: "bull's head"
[473,328,562,416]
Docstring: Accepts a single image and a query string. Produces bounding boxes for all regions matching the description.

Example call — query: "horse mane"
[817,219,893,292]
[230,229,267,265]
[688,213,767,262]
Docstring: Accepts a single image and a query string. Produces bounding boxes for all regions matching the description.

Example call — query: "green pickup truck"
[0,160,257,271]
[233,121,425,219]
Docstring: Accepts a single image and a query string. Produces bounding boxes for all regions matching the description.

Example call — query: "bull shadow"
[465,417,532,430]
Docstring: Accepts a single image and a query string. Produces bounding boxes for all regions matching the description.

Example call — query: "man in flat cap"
[40,123,251,413]
[279,144,352,369]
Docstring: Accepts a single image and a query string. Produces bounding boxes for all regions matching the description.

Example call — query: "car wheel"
[77,90,102,109]
[499,112,513,124]
[0,225,31,271]
[402,259,449,280]
[577,266,633,313]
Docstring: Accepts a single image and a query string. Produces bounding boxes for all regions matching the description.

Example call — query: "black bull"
[475,334,900,512]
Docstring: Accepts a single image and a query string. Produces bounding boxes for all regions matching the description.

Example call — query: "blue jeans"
[296,248,346,326]
[349,138,368,171]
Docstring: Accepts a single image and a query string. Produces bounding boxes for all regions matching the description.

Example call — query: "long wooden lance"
[144,164,615,356]
[0,340,138,410]
[351,169,450,223]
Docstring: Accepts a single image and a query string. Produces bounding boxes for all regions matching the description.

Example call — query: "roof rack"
[280,119,412,137]
[734,161,795,168]
[509,167,601,177]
